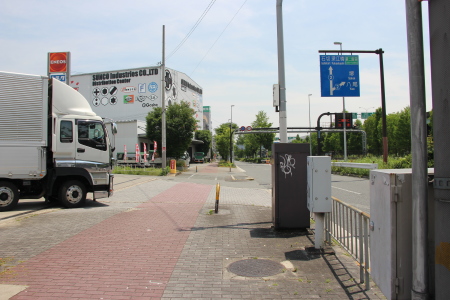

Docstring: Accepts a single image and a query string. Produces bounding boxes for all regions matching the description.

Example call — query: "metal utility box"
[272,143,309,229]
[370,169,435,300]
[307,156,332,213]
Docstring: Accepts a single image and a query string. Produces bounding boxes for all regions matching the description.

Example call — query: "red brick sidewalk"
[1,182,212,300]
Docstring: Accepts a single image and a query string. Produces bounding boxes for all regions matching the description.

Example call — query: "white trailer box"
[0,72,48,179]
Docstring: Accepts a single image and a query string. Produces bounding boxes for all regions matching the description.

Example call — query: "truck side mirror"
[112,123,118,135]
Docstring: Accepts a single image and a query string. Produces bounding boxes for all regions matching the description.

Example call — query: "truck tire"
[0,181,19,212]
[59,180,86,208]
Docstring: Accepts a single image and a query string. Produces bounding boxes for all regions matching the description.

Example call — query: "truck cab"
[0,72,116,211]
[193,152,205,163]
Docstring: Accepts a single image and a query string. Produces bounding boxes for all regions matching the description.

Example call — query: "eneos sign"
[48,52,68,73]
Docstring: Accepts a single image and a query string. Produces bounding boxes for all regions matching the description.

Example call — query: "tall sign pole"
[161,25,167,169]
[276,0,287,143]
[377,49,388,163]
[405,1,428,299]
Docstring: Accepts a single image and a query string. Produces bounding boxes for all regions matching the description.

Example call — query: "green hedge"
[331,155,434,177]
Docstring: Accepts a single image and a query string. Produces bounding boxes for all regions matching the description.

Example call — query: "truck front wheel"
[59,180,87,208]
[0,181,19,212]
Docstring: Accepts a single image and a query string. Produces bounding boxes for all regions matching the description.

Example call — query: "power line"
[191,0,248,75]
[166,0,217,61]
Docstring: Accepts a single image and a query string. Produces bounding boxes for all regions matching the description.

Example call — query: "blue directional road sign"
[50,73,67,84]
[320,55,360,97]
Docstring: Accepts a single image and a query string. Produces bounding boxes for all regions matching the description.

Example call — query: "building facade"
[70,66,203,129]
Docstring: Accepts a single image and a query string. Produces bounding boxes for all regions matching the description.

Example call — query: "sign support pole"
[161,25,167,169]
[276,0,287,143]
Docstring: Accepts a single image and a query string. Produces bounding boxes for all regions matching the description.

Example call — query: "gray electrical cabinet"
[307,156,332,213]
[370,169,435,300]
[272,143,309,229]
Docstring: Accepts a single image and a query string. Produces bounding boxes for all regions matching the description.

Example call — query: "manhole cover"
[227,259,284,277]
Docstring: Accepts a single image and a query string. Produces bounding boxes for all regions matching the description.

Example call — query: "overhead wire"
[191,0,249,75]
[166,0,217,61]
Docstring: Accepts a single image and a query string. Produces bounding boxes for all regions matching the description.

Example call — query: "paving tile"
[0,170,386,299]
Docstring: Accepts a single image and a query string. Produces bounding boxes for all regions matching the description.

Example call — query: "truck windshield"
[77,120,107,151]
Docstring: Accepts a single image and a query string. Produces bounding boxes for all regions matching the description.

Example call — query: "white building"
[70,66,203,127]
[70,66,204,162]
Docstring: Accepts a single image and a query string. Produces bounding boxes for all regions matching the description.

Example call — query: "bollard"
[215,182,220,213]
[196,166,198,172]
[170,159,176,174]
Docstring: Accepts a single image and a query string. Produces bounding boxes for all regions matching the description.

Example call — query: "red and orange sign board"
[48,52,68,73]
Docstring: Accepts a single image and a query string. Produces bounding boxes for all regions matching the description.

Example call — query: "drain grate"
[227,259,284,277]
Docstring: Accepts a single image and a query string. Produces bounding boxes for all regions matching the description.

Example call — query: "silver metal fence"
[325,197,371,290]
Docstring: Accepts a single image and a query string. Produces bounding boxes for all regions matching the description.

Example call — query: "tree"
[146,101,196,159]
[363,107,383,155]
[214,122,238,160]
[291,134,305,143]
[195,130,212,155]
[393,107,411,155]
[323,132,342,155]
[251,111,275,156]
[243,134,259,157]
[347,119,363,156]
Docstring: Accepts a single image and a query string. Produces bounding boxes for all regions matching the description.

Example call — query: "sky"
[0,0,432,137]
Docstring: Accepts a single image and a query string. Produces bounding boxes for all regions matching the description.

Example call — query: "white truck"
[0,71,116,211]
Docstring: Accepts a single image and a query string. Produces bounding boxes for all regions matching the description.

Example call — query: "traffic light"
[335,113,353,129]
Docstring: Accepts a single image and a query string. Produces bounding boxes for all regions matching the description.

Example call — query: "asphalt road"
[234,161,371,214]
[0,162,371,222]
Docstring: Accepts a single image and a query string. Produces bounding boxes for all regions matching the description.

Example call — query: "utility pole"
[276,0,287,143]
[308,94,312,155]
[230,105,234,163]
[405,1,429,299]
[428,0,450,298]
[334,42,347,160]
[161,25,167,169]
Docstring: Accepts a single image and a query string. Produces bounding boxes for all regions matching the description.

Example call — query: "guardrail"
[331,162,378,169]
[324,197,371,291]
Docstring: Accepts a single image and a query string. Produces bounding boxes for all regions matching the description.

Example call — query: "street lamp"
[359,107,375,120]
[334,41,347,161]
[308,94,312,156]
[230,105,234,163]
[359,106,375,112]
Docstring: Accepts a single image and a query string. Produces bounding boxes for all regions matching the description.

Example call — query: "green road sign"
[361,112,374,119]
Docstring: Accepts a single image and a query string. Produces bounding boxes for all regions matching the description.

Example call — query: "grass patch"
[330,154,430,177]
[218,161,235,168]
[113,166,168,176]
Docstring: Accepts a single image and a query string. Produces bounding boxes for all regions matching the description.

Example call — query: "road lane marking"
[332,186,361,195]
